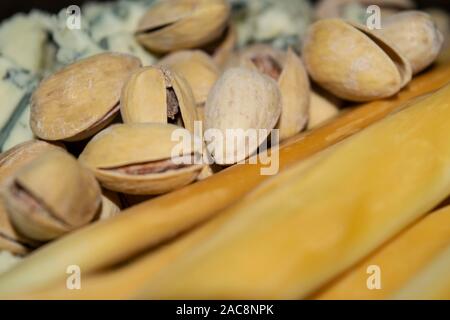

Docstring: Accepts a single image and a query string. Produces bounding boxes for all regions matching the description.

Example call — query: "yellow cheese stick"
[1,62,450,297]
[313,205,450,300]
[392,245,450,300]
[19,151,326,299]
[135,84,450,299]
[19,212,234,299]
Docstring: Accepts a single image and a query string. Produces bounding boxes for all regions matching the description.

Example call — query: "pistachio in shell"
[205,68,281,165]
[0,140,63,254]
[120,66,198,132]
[79,123,205,195]
[374,11,444,75]
[135,0,231,53]
[1,149,102,242]
[31,52,142,141]
[302,19,412,102]
[238,45,310,140]
[158,50,220,106]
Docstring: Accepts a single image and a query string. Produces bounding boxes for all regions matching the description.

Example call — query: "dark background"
[0,0,449,21]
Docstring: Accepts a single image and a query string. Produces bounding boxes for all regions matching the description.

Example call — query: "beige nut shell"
[120,67,198,133]
[237,45,310,141]
[2,149,101,242]
[374,11,444,75]
[79,123,204,195]
[31,53,141,141]
[136,0,231,53]
[0,141,62,254]
[158,50,220,106]
[302,19,412,101]
[205,68,281,165]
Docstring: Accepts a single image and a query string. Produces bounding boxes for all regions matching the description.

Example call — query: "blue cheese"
[0,57,37,151]
[99,32,156,66]
[2,106,34,151]
[0,12,50,73]
[231,0,313,50]
[84,0,156,65]
[44,10,103,68]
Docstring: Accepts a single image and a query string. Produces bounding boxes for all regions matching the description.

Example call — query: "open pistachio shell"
[0,140,62,253]
[205,68,281,165]
[120,67,198,133]
[1,150,101,242]
[136,0,231,53]
[302,19,412,102]
[79,123,205,195]
[31,53,141,141]
[158,50,220,106]
[374,11,444,75]
[238,45,310,141]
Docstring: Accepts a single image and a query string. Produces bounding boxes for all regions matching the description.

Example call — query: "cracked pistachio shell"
[374,11,444,75]
[79,123,205,195]
[205,68,281,165]
[238,46,310,141]
[302,19,412,102]
[136,0,231,53]
[1,149,101,242]
[0,140,63,254]
[31,53,141,141]
[120,67,198,133]
[158,50,220,105]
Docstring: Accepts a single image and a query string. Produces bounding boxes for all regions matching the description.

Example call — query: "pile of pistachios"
[0,0,448,273]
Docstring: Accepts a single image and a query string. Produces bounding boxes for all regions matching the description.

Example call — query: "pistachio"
[302,19,412,101]
[308,91,340,130]
[374,11,444,75]
[31,53,141,141]
[0,140,62,253]
[135,0,231,53]
[205,68,281,165]
[237,45,310,140]
[158,50,220,106]
[79,123,205,195]
[120,66,198,132]
[1,149,101,242]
